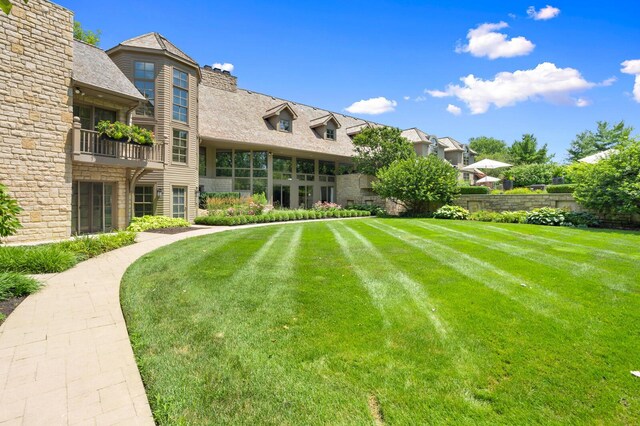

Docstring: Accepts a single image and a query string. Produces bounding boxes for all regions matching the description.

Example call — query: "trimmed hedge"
[458,186,490,194]
[546,184,576,193]
[127,216,190,232]
[195,210,371,226]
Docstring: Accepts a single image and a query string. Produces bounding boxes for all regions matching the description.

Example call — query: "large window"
[318,160,336,182]
[296,158,315,181]
[215,149,269,194]
[134,186,154,217]
[73,105,116,130]
[199,147,207,177]
[134,62,155,117]
[215,149,232,177]
[252,151,268,195]
[172,187,186,219]
[273,156,292,180]
[172,129,188,164]
[233,150,251,191]
[173,69,188,122]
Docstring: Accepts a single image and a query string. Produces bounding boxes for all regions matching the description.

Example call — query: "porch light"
[156,187,163,197]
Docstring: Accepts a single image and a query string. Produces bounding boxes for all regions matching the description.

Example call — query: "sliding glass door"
[72,182,113,234]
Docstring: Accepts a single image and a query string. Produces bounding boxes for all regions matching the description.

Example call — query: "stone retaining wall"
[453,193,584,213]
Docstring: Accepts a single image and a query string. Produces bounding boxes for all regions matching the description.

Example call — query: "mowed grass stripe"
[416,221,630,294]
[332,221,448,338]
[364,220,560,318]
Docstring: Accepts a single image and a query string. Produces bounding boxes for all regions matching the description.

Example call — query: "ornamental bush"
[127,215,190,232]
[525,207,566,226]
[373,156,459,214]
[510,163,563,187]
[95,121,155,145]
[546,184,576,193]
[432,205,469,220]
[458,186,490,194]
[0,184,22,240]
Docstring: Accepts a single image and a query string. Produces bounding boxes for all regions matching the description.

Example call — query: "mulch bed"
[0,295,27,324]
[144,226,200,235]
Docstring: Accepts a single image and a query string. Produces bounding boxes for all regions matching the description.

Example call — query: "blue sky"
[58,0,639,160]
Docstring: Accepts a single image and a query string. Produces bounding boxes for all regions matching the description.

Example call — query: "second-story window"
[173,69,188,122]
[278,118,291,132]
[326,128,335,140]
[134,62,155,117]
[172,129,188,164]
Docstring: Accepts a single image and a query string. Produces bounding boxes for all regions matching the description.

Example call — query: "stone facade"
[336,174,383,207]
[0,0,74,242]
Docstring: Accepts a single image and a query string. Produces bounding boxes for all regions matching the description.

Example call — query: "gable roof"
[72,40,145,102]
[309,113,341,129]
[345,122,377,136]
[402,127,446,147]
[108,32,198,67]
[263,102,299,120]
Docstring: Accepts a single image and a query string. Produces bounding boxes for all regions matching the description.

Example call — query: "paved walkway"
[0,226,230,425]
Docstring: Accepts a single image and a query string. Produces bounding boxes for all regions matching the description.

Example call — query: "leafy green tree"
[372,156,459,214]
[573,139,640,215]
[0,0,27,15]
[566,120,633,163]
[351,126,415,176]
[509,163,563,187]
[73,21,101,46]
[509,134,553,165]
[468,136,510,161]
[0,184,22,240]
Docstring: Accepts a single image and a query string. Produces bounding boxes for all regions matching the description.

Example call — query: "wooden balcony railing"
[72,118,164,169]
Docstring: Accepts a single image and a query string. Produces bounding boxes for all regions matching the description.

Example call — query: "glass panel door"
[73,182,112,234]
[272,184,290,209]
[298,185,313,209]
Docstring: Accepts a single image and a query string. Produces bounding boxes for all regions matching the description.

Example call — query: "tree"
[0,0,27,15]
[509,134,553,165]
[0,184,22,240]
[573,139,640,215]
[351,126,415,176]
[73,21,101,46]
[468,136,510,161]
[566,120,634,162]
[372,156,459,214]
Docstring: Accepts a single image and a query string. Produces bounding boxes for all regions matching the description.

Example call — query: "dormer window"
[310,113,341,141]
[326,128,335,140]
[263,102,298,133]
[279,119,291,132]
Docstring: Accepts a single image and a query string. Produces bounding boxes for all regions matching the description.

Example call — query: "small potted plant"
[502,172,514,190]
[552,165,565,185]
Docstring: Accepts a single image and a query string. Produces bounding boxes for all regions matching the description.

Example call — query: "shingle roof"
[199,86,384,158]
[402,128,446,147]
[113,32,198,66]
[72,40,145,101]
[309,113,341,129]
[263,102,298,120]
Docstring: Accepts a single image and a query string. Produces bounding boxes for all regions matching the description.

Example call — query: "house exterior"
[438,136,477,183]
[1,0,472,243]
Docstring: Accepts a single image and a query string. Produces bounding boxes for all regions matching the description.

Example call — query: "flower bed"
[195,209,371,226]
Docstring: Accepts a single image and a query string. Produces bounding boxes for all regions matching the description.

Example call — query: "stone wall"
[200,66,237,92]
[454,194,584,213]
[0,0,74,242]
[335,173,403,213]
[71,164,128,230]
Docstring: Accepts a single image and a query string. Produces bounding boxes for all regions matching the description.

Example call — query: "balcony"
[72,122,164,170]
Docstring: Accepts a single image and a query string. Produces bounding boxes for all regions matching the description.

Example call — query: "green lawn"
[121,219,640,425]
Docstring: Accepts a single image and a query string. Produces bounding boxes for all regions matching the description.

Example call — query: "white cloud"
[600,76,617,86]
[403,95,411,101]
[575,98,591,107]
[446,104,462,115]
[527,5,561,20]
[455,22,535,59]
[414,96,428,102]
[621,59,640,102]
[345,97,397,115]
[212,62,235,73]
[508,13,517,19]
[427,62,596,114]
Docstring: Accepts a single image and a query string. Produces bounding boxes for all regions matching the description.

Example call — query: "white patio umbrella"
[475,176,500,184]
[462,159,512,171]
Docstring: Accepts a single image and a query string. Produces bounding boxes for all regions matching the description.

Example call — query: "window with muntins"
[172,129,188,164]
[278,119,291,132]
[172,69,188,122]
[172,187,186,219]
[215,150,232,177]
[134,62,155,117]
[134,186,154,217]
[326,128,335,140]
[296,158,315,181]
[199,147,207,177]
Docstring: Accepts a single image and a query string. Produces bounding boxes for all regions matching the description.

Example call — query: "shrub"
[127,216,190,232]
[0,245,77,273]
[525,207,566,226]
[313,201,342,211]
[492,188,545,195]
[510,163,563,187]
[546,184,576,193]
[573,140,640,215]
[57,231,136,261]
[496,211,528,223]
[458,186,490,195]
[206,194,266,216]
[564,211,600,227]
[344,204,386,216]
[194,210,371,226]
[0,184,22,240]
[0,272,40,301]
[373,156,460,214]
[433,205,469,220]
[199,192,240,208]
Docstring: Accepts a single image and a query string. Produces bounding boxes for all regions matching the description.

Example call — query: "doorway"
[273,184,291,208]
[72,182,113,234]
